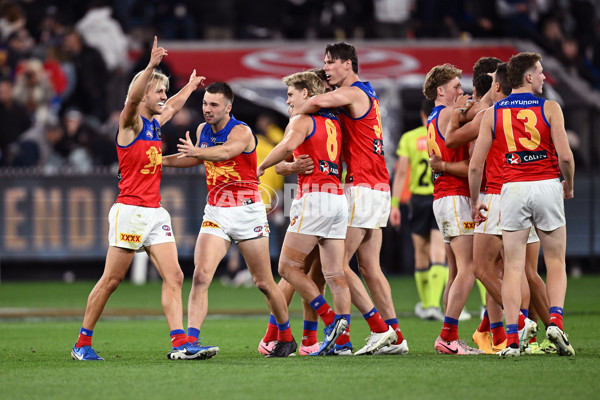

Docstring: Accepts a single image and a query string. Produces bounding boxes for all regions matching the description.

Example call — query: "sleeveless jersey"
[396,125,434,196]
[294,109,343,198]
[198,116,261,207]
[483,138,504,194]
[426,105,470,200]
[493,93,560,183]
[338,81,389,190]
[115,116,163,208]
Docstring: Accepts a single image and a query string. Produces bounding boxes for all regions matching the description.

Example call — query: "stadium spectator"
[61,28,108,122]
[0,76,31,165]
[75,1,130,113]
[12,58,55,124]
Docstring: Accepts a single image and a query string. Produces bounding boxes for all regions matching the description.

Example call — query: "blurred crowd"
[0,0,598,170]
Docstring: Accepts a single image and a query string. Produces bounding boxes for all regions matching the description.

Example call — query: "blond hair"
[422,63,462,100]
[283,71,325,96]
[125,69,169,105]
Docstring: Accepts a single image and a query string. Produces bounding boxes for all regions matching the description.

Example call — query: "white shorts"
[287,192,348,239]
[476,193,539,243]
[475,193,501,235]
[200,202,269,243]
[433,195,475,241]
[500,178,565,232]
[345,186,390,229]
[108,203,175,251]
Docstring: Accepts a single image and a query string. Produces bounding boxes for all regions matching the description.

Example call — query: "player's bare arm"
[258,115,312,177]
[274,154,314,176]
[468,108,494,222]
[162,124,204,168]
[545,100,575,198]
[295,86,364,116]
[446,107,486,149]
[429,155,469,177]
[178,124,253,162]
[463,89,492,121]
[118,36,166,146]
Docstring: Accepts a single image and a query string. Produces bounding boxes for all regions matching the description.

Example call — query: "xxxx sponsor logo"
[202,220,220,229]
[120,233,141,243]
[463,221,475,230]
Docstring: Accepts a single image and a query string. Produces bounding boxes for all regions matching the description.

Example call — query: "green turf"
[1,276,599,400]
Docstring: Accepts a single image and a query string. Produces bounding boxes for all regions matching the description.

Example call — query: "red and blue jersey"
[198,116,261,207]
[493,93,560,183]
[484,138,504,195]
[294,109,343,198]
[115,116,163,208]
[426,105,470,200]
[338,81,389,190]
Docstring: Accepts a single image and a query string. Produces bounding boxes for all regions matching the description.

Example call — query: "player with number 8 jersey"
[294,109,344,197]
[295,42,405,356]
[258,70,351,356]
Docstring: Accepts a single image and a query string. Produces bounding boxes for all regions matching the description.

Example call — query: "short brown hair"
[507,52,542,89]
[422,64,462,100]
[325,42,359,74]
[472,57,502,97]
[306,68,327,83]
[283,71,325,97]
[494,63,512,96]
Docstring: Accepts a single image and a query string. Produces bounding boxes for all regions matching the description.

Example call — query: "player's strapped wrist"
[391,196,399,208]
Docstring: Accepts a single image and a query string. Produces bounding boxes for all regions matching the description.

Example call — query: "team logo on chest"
[205,161,241,184]
[141,146,162,174]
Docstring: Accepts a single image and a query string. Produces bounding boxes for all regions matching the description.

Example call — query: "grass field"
[1,275,599,400]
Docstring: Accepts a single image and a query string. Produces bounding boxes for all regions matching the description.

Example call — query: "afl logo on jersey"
[146,130,153,138]
[507,153,521,165]
[200,142,208,148]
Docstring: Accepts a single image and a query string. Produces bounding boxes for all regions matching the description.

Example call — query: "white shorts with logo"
[345,186,390,229]
[200,202,269,243]
[287,192,348,239]
[433,195,475,242]
[475,193,539,243]
[108,203,176,251]
[500,178,565,232]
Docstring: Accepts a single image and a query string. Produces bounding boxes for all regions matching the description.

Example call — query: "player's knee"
[278,256,302,278]
[357,263,379,281]
[191,267,212,287]
[254,279,272,295]
[323,269,346,286]
[170,268,185,286]
[100,273,125,293]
